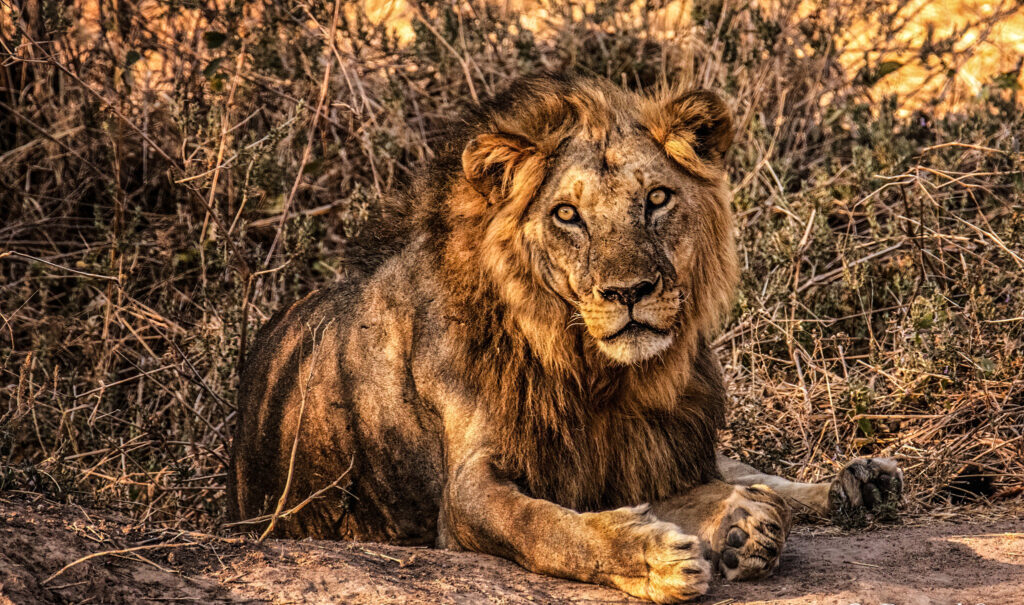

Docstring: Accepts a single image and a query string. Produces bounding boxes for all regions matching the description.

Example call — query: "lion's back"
[229,248,447,543]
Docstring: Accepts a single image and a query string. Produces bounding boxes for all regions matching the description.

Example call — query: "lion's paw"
[640,524,712,603]
[602,507,711,603]
[829,457,903,525]
[713,485,791,582]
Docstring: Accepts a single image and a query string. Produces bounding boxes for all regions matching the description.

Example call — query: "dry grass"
[1,0,1022,532]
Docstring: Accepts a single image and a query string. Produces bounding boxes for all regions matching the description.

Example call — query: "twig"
[199,45,248,246]
[11,29,252,280]
[226,458,353,528]
[262,0,344,268]
[796,243,904,293]
[3,250,120,283]
[845,560,881,568]
[43,542,197,585]
[258,319,332,542]
[408,2,479,103]
[0,101,112,182]
[360,548,405,564]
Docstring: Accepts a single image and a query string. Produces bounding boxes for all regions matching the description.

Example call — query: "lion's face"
[461,79,736,366]
[522,134,698,363]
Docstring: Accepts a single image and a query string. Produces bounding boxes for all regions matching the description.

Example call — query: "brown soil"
[1,495,1021,605]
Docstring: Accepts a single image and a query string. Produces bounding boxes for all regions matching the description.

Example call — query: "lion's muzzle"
[579,274,681,363]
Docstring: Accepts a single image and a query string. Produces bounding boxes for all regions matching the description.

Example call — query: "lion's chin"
[595,329,675,364]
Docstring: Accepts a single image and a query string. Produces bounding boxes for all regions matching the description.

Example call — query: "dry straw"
[1,0,1021,533]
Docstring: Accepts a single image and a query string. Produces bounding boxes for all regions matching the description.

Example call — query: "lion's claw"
[639,527,712,602]
[597,506,711,602]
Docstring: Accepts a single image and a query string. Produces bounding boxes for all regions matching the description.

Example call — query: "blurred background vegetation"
[1,0,1022,531]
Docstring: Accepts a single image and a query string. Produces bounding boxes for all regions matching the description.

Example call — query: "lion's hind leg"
[717,453,904,523]
[652,481,792,582]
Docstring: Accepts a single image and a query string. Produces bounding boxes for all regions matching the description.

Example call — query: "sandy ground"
[1,495,1021,605]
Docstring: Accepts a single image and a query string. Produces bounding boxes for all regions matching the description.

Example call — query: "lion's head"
[454,75,737,367]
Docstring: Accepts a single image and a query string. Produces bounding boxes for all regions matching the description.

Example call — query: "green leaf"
[975,357,996,376]
[302,157,324,175]
[203,31,228,49]
[874,61,902,81]
[993,71,1022,91]
[126,50,141,67]
[202,57,224,78]
[857,60,904,85]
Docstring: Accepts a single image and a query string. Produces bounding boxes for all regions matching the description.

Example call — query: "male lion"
[229,74,903,602]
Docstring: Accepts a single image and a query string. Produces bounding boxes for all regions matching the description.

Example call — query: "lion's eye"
[647,188,671,208]
[554,204,580,224]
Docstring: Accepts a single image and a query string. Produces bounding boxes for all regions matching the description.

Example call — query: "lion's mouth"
[602,320,669,341]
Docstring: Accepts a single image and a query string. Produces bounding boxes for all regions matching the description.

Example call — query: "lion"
[228,74,903,602]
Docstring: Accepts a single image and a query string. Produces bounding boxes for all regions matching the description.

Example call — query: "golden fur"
[229,74,903,603]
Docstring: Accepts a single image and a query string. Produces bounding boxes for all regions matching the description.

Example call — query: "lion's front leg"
[651,481,792,582]
[441,450,711,603]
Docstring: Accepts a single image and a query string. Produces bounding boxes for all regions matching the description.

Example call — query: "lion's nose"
[598,277,658,307]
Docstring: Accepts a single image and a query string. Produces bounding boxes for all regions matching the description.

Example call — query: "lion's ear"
[645,90,733,178]
[462,132,539,200]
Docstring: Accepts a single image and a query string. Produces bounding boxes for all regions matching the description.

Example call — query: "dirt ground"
[1,495,1021,605]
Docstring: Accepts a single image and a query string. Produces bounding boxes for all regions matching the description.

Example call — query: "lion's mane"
[343,74,738,512]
